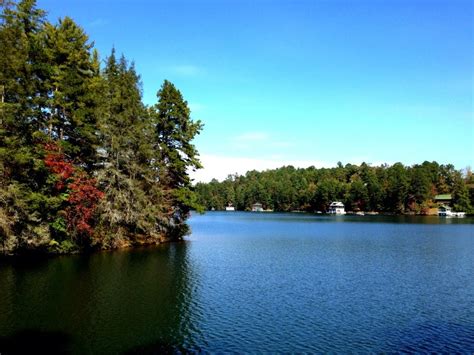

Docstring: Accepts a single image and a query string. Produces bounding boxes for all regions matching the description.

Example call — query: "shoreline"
[200,210,472,217]
[3,212,471,258]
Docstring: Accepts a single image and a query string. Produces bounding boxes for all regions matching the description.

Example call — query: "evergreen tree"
[348,179,369,211]
[150,80,203,239]
[452,172,472,213]
[384,163,409,213]
[408,165,432,212]
[360,163,382,211]
[1,0,52,252]
[95,51,160,247]
[43,16,100,168]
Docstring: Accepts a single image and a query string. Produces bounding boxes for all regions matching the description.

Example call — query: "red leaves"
[44,143,74,190]
[66,173,104,237]
[44,142,104,239]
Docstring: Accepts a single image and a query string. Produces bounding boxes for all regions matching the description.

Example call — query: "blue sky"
[38,0,473,181]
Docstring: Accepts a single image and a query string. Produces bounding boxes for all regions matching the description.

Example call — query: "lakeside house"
[438,205,452,216]
[328,201,346,215]
[434,194,452,205]
[252,203,264,212]
[225,203,235,211]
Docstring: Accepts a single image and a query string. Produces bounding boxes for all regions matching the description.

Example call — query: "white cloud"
[271,141,293,148]
[88,18,109,27]
[170,65,202,77]
[190,154,334,183]
[234,132,269,142]
[231,131,293,150]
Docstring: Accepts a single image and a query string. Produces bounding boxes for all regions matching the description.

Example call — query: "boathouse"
[328,201,346,215]
[438,205,452,216]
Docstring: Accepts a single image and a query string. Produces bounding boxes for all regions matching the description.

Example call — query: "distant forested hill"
[195,162,473,214]
[0,1,202,254]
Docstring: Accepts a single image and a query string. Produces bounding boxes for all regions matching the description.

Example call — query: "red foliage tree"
[44,142,104,240]
[44,143,74,190]
[66,173,105,239]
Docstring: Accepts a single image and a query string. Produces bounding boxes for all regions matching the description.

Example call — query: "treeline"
[195,162,474,214]
[0,1,202,254]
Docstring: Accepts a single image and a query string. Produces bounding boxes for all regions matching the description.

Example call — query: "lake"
[1,212,473,353]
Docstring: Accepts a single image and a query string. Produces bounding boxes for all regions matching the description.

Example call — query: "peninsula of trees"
[195,162,473,214]
[0,1,202,254]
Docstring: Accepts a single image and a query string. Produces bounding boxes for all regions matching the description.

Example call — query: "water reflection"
[0,243,200,353]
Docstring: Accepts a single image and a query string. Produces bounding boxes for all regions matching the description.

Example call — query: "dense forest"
[0,1,202,254]
[195,162,474,214]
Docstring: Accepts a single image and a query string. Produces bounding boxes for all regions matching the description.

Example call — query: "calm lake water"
[1,212,473,353]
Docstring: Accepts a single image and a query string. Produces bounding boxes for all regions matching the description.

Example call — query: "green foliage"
[42,16,100,167]
[195,162,472,214]
[147,80,203,238]
[452,174,472,213]
[1,1,203,254]
[48,239,77,254]
[51,216,67,234]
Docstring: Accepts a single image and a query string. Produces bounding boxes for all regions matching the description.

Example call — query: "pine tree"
[43,16,100,168]
[1,1,104,253]
[149,80,203,239]
[452,173,472,213]
[385,163,409,213]
[1,0,52,252]
[95,51,164,247]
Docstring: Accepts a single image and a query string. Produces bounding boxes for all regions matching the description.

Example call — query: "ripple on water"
[1,213,474,352]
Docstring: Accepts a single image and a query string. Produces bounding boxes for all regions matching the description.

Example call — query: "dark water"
[1,213,473,353]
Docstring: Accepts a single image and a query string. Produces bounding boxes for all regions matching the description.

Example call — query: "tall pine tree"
[150,80,203,239]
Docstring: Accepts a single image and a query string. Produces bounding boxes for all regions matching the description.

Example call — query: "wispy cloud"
[232,131,293,150]
[234,132,269,142]
[170,65,203,77]
[88,18,109,27]
[190,154,333,183]
[271,141,293,148]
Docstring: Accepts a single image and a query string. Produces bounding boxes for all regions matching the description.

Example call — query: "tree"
[94,51,162,247]
[0,0,53,252]
[348,179,368,211]
[43,16,101,168]
[452,172,472,213]
[384,163,409,213]
[150,80,203,239]
[360,163,382,211]
[408,165,432,213]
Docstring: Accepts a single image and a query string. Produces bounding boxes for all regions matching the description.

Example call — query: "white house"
[225,203,235,211]
[438,205,452,216]
[438,205,465,217]
[328,201,346,215]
